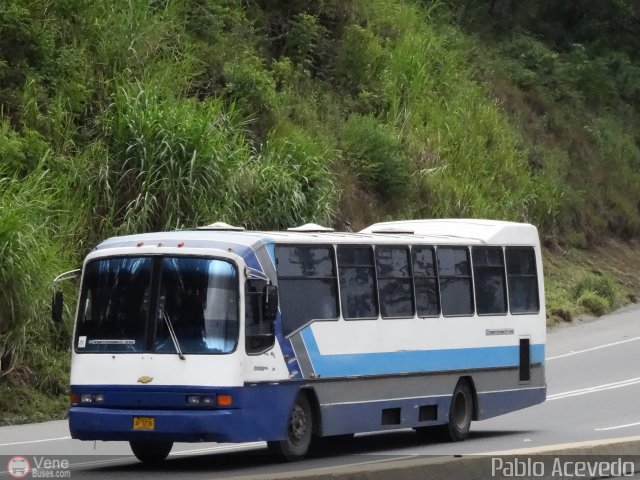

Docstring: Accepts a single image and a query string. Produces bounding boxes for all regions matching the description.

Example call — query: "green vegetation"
[574,273,621,316]
[1,0,640,423]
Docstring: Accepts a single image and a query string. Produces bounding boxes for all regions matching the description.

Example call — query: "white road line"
[595,421,640,432]
[170,442,265,456]
[548,377,640,400]
[0,436,71,447]
[546,336,640,360]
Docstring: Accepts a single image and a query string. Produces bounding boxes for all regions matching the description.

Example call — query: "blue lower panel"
[322,396,452,436]
[319,386,546,435]
[477,386,546,420]
[69,383,300,443]
[69,383,547,442]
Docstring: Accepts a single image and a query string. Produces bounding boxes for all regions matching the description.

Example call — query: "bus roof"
[92,219,538,258]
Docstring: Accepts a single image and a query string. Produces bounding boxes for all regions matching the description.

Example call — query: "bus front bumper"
[69,407,258,443]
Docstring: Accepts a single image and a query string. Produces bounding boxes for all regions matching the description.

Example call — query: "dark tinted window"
[76,257,152,352]
[338,246,378,319]
[472,247,507,315]
[276,246,339,336]
[375,246,414,318]
[156,258,239,354]
[437,247,474,316]
[76,256,240,354]
[245,279,267,332]
[506,247,539,313]
[413,247,440,316]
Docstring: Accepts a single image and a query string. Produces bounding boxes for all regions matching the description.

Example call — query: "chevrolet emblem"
[137,376,153,384]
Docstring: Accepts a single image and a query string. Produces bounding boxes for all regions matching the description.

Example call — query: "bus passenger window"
[337,246,379,320]
[506,247,539,313]
[275,245,339,336]
[375,246,414,318]
[413,247,440,316]
[437,247,474,316]
[472,247,507,315]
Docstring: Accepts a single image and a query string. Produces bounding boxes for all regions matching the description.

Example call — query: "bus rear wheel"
[129,440,173,463]
[268,394,313,461]
[440,380,473,442]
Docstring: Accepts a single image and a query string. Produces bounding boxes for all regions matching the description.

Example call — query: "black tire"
[439,380,473,442]
[129,440,173,463]
[267,394,313,461]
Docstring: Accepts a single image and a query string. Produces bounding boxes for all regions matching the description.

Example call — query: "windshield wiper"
[163,312,185,360]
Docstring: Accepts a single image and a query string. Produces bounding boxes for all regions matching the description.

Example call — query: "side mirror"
[52,290,64,324]
[262,285,278,322]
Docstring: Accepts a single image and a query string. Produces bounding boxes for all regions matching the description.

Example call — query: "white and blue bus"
[62,219,546,462]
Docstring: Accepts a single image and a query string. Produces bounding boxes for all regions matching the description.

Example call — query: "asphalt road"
[2,305,640,478]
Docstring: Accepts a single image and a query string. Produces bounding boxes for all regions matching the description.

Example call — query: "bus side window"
[437,247,474,316]
[275,245,339,336]
[245,279,267,332]
[472,247,507,315]
[506,247,539,313]
[413,246,440,317]
[375,246,414,318]
[245,278,275,354]
[337,246,379,320]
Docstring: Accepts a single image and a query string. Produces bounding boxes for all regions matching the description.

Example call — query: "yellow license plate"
[133,417,155,430]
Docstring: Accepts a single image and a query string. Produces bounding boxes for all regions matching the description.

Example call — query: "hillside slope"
[1,0,639,423]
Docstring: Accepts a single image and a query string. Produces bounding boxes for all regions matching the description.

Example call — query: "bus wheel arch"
[300,387,322,438]
[268,389,317,461]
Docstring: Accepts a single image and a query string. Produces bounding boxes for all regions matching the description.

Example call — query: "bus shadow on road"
[75,428,535,478]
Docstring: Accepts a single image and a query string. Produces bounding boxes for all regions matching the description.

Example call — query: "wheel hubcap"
[453,392,469,430]
[288,404,308,444]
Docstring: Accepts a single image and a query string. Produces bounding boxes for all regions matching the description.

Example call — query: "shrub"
[223,54,277,121]
[225,128,338,229]
[341,114,410,200]
[0,122,48,177]
[576,291,609,316]
[334,24,385,94]
[573,273,620,314]
[284,13,328,72]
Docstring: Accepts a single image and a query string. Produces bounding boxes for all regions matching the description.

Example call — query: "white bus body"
[68,219,546,460]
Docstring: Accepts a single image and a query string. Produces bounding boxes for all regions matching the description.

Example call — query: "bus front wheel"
[440,380,473,442]
[268,394,313,461]
[129,440,173,463]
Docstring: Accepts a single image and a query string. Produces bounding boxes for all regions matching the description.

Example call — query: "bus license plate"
[133,417,155,430]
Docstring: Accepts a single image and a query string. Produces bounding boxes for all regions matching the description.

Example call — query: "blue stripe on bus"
[300,328,544,377]
[264,241,276,264]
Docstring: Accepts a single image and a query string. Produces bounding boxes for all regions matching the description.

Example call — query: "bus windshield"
[75,256,239,354]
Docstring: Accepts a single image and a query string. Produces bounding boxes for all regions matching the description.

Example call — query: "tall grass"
[98,84,249,234]
[330,0,563,228]
[0,168,72,375]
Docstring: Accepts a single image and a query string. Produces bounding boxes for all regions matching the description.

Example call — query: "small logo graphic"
[7,456,30,478]
[137,376,153,384]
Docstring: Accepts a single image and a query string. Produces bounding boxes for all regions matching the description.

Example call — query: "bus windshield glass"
[75,256,239,354]
[155,257,239,354]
